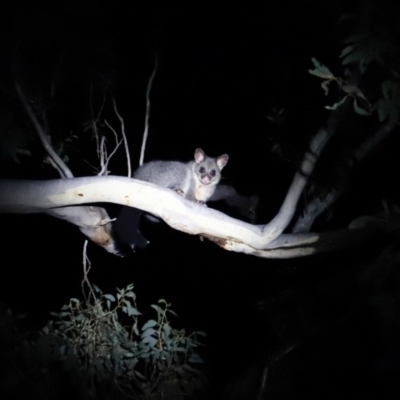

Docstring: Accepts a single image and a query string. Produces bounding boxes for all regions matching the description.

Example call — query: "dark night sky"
[1,1,400,398]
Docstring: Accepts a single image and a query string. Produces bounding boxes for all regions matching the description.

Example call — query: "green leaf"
[342,84,366,100]
[375,98,390,122]
[151,304,163,316]
[382,80,398,100]
[162,332,170,347]
[93,284,101,293]
[342,50,365,65]
[122,304,141,316]
[141,328,156,338]
[127,358,138,370]
[134,370,146,380]
[142,336,157,347]
[325,95,349,110]
[103,294,116,302]
[308,58,334,79]
[163,324,171,338]
[167,309,178,318]
[142,320,158,331]
[124,291,136,300]
[133,322,140,336]
[75,313,85,321]
[353,99,371,116]
[339,45,355,58]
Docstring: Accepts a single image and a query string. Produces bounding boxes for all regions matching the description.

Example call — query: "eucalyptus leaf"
[325,95,349,110]
[93,284,101,293]
[151,304,162,316]
[20,282,206,398]
[163,324,171,337]
[376,98,390,122]
[382,80,398,100]
[142,336,157,347]
[124,291,136,300]
[344,32,370,44]
[339,45,355,58]
[353,99,371,116]
[342,50,365,65]
[142,320,158,331]
[141,328,156,338]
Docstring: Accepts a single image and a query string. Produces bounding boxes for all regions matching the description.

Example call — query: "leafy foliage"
[308,57,372,115]
[1,284,206,400]
[309,24,400,127]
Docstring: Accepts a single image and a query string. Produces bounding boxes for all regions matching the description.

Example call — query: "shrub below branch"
[0,284,206,400]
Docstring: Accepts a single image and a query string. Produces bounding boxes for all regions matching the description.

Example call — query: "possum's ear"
[113,207,149,255]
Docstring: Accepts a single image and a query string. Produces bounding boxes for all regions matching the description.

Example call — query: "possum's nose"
[201,175,211,184]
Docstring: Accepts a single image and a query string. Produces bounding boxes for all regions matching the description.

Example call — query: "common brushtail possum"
[113,148,229,254]
[133,148,229,202]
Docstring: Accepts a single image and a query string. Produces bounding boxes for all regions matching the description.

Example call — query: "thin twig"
[101,120,123,175]
[112,97,131,177]
[88,84,106,156]
[139,55,158,167]
[82,240,95,302]
[16,82,74,179]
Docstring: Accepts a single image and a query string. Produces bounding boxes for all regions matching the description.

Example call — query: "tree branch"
[139,55,158,167]
[293,119,397,233]
[1,173,393,258]
[262,128,331,241]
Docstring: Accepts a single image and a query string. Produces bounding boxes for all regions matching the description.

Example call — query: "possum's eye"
[210,170,216,177]
[199,167,205,173]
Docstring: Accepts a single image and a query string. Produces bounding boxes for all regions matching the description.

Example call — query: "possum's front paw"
[174,188,185,196]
